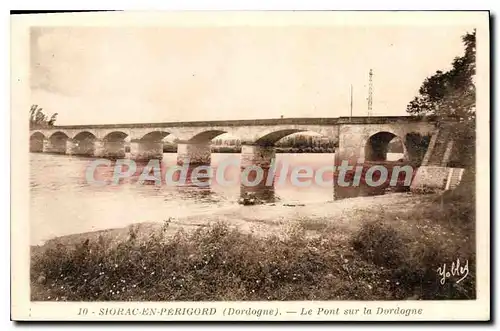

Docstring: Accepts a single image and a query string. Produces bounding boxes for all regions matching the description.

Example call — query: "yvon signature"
[437,258,469,285]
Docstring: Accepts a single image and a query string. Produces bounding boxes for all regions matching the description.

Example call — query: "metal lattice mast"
[367,69,373,117]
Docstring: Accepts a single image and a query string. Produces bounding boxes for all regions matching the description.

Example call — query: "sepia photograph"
[10,10,490,321]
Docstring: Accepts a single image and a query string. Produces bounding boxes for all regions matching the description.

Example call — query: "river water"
[30,152,405,245]
[29,153,341,245]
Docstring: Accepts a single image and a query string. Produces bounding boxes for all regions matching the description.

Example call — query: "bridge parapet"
[30,117,342,130]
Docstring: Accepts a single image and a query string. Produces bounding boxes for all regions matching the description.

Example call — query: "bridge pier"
[240,144,276,169]
[177,141,211,165]
[66,139,79,155]
[238,145,277,205]
[43,138,67,154]
[239,169,276,205]
[130,139,163,161]
[94,139,126,159]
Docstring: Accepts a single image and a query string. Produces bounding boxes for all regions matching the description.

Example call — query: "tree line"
[211,135,337,149]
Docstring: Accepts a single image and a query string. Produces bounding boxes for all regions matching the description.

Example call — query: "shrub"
[351,220,405,268]
[351,217,475,300]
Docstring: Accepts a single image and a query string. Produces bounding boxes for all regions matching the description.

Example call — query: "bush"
[351,221,405,268]
[351,217,475,300]
[32,219,413,301]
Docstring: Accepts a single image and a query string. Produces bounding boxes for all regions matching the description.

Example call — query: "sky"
[30,25,474,125]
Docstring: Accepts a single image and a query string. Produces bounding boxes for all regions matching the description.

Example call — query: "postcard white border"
[10,10,490,321]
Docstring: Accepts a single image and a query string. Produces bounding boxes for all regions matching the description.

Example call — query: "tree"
[29,104,57,128]
[407,30,475,121]
[407,30,476,169]
[48,113,58,126]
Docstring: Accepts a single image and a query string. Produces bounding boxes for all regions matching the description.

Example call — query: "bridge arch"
[45,131,69,154]
[70,131,97,156]
[49,131,69,140]
[254,129,308,146]
[128,131,177,161]
[73,131,97,141]
[188,130,229,143]
[30,132,46,152]
[364,131,408,162]
[139,131,172,142]
[97,131,129,159]
[176,130,241,165]
[103,131,128,142]
[30,131,46,139]
[253,127,336,149]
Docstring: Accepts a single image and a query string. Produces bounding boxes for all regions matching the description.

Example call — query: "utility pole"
[367,69,373,117]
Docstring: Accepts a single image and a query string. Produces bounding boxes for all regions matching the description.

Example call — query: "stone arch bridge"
[30,116,437,167]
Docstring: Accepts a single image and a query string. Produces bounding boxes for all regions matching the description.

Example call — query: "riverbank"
[31,189,475,301]
[32,193,419,250]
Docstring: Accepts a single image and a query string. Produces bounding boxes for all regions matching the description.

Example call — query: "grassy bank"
[31,187,475,301]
